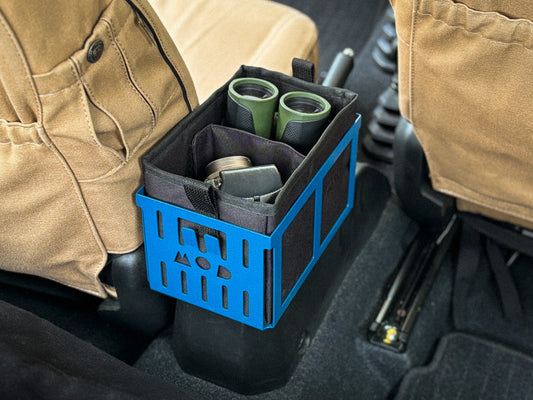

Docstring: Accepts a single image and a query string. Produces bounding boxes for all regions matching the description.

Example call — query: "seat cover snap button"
[87,39,104,63]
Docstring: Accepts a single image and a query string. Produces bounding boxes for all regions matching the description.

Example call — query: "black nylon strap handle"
[184,182,219,237]
[453,225,481,328]
[184,183,218,219]
[461,213,533,258]
[485,239,523,324]
[456,214,526,325]
[292,58,315,83]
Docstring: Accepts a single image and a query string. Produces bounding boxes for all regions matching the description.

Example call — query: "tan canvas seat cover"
[150,0,319,103]
[0,0,318,297]
[0,0,198,297]
[391,0,533,229]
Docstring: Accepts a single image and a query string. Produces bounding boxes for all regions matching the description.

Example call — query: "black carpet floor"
[0,283,151,365]
[0,300,198,400]
[395,333,533,400]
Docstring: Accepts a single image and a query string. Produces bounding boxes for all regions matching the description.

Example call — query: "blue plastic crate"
[136,116,360,330]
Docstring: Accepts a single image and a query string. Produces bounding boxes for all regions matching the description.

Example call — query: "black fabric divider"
[143,65,358,227]
[395,333,533,400]
[143,66,357,215]
[143,64,357,244]
[190,125,304,183]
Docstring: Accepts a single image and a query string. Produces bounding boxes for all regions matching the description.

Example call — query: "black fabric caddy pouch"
[142,65,358,325]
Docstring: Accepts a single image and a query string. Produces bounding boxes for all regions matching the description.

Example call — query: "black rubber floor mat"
[395,333,533,400]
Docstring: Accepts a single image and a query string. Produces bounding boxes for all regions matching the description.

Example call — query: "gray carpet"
[395,333,533,400]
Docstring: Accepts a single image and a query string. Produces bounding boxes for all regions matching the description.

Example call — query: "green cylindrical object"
[227,78,279,139]
[276,91,331,153]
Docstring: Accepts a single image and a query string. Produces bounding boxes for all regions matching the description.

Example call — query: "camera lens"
[205,156,252,180]
[284,96,324,114]
[234,83,274,99]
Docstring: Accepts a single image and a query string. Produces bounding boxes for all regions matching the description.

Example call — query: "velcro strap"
[292,58,315,83]
[184,183,218,219]
[184,183,219,237]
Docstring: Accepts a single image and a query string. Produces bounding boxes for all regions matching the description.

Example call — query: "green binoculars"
[226,78,331,153]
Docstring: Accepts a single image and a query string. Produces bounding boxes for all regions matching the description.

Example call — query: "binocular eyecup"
[226,78,331,153]
[226,78,279,139]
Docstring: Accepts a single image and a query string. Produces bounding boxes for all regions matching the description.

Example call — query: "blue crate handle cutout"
[136,115,360,330]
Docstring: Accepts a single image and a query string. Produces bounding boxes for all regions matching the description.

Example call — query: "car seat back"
[391,0,533,230]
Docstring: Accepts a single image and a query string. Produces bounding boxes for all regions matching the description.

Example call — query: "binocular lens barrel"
[283,96,325,114]
[226,78,279,139]
[234,83,275,99]
[276,91,331,153]
[226,78,331,153]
